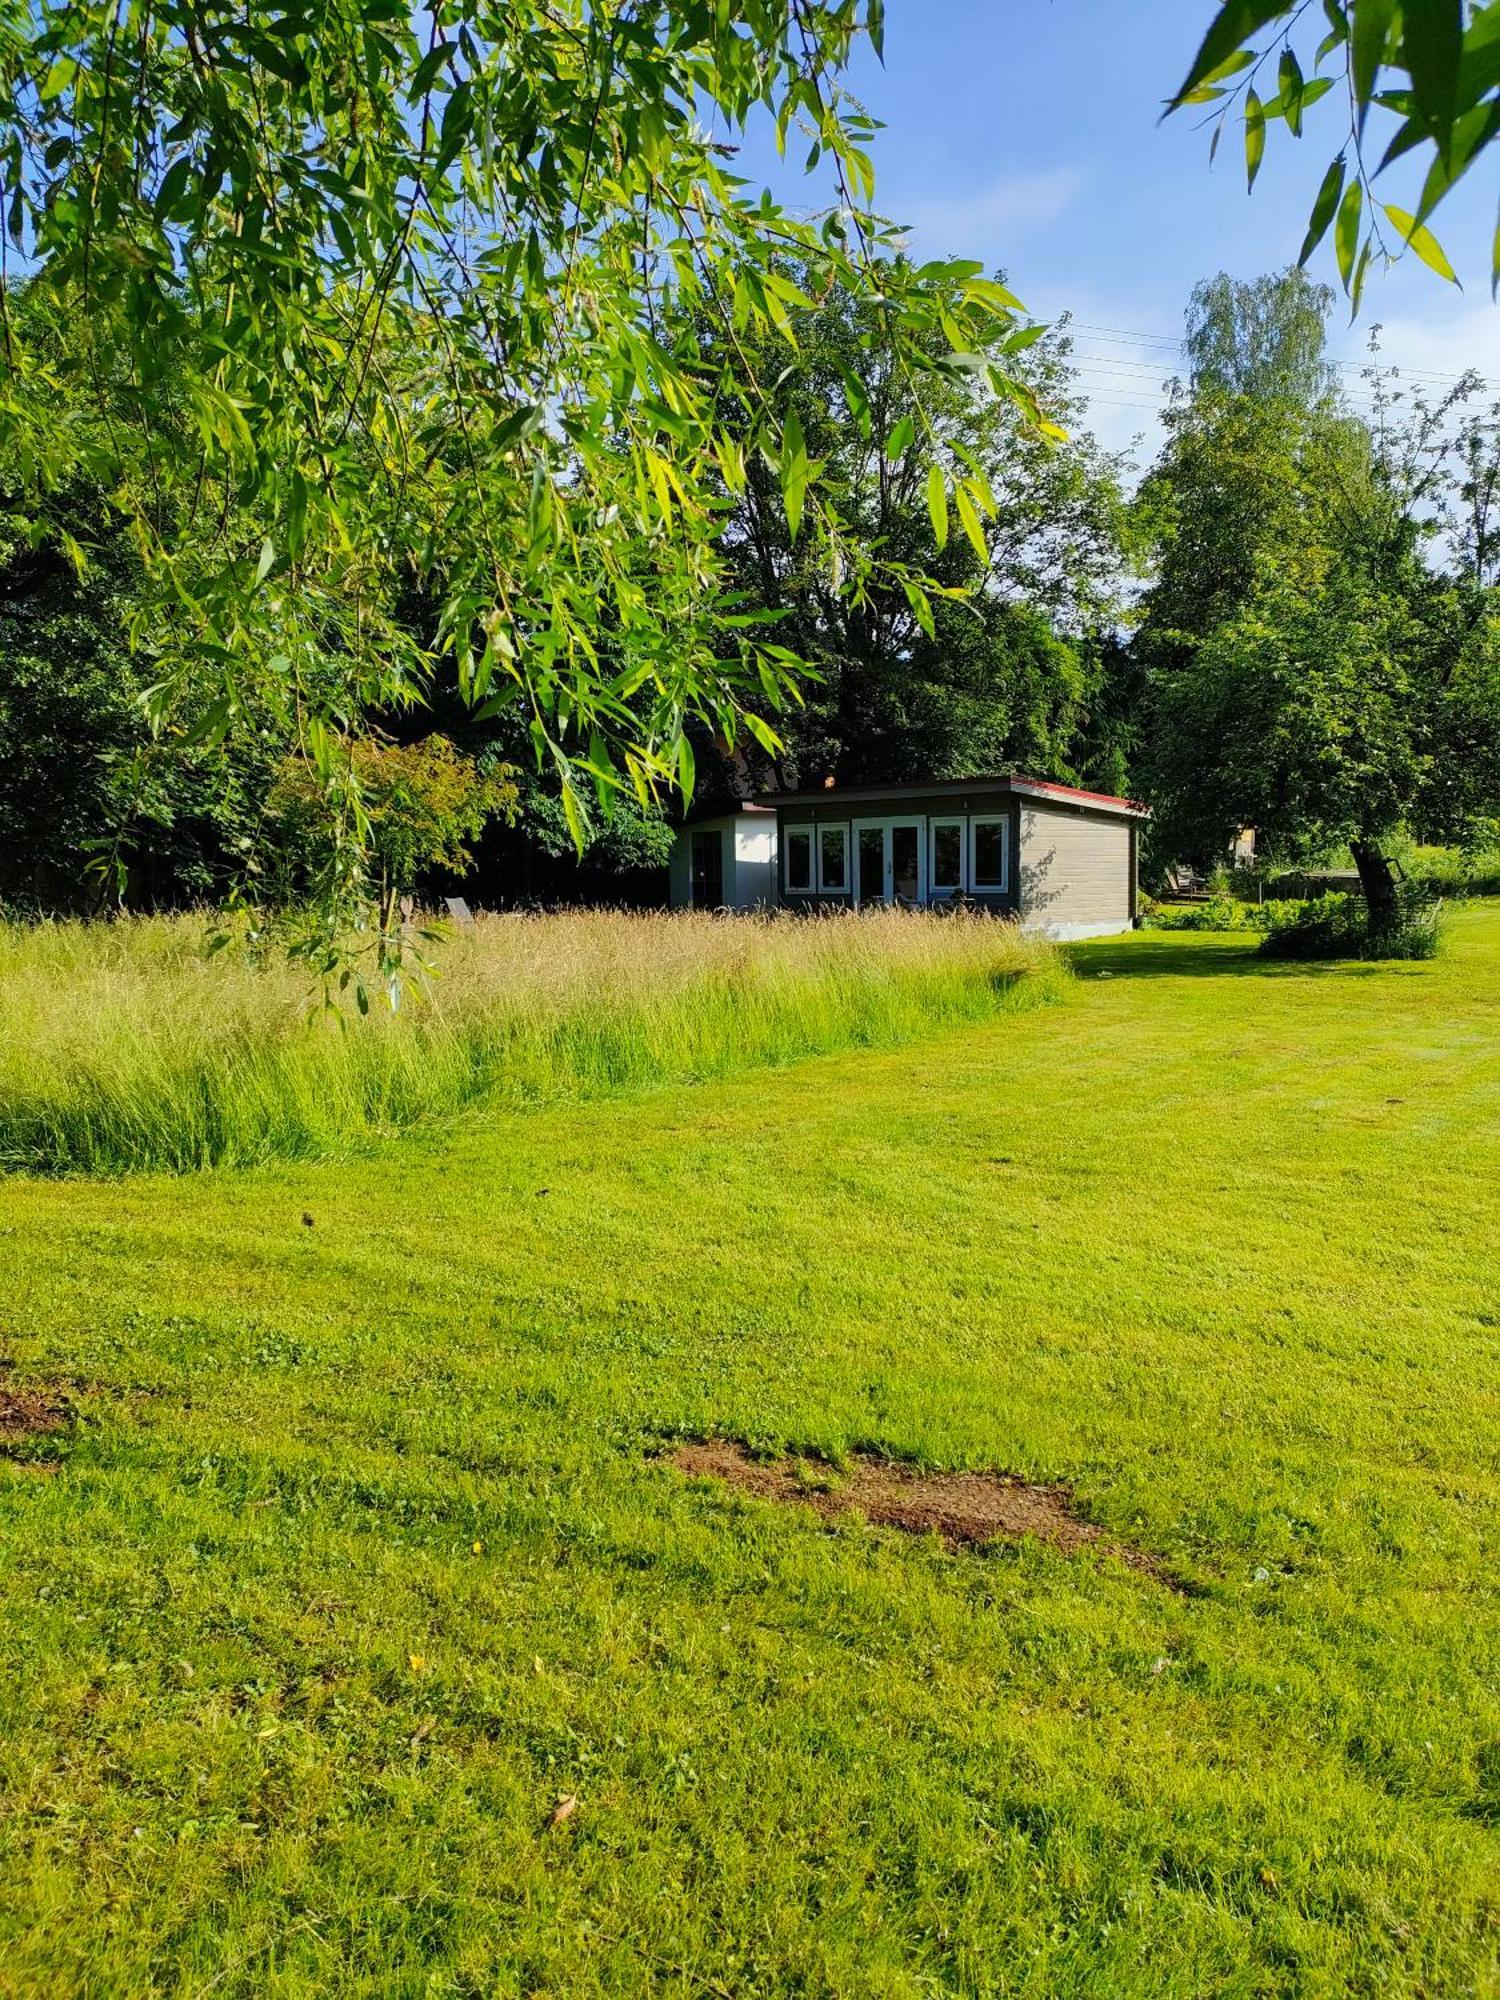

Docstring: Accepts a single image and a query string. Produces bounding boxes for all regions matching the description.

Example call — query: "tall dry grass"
[0,907,1065,1175]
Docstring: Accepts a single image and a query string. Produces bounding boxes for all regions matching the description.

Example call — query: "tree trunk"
[1350,837,1399,939]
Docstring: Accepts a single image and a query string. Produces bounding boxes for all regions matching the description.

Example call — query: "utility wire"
[1066,320,1481,390]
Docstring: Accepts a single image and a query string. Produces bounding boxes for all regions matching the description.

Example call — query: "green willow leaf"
[1413,99,1500,222]
[1350,236,1373,313]
[1403,0,1464,151]
[1455,3,1500,114]
[1352,0,1397,125]
[1383,202,1460,283]
[1335,176,1364,288]
[902,578,935,640]
[954,481,987,566]
[152,155,194,222]
[1245,89,1267,187]
[925,462,948,551]
[1279,46,1306,133]
[1378,111,1432,173]
[1170,1,1297,108]
[1201,47,1259,85]
[838,363,871,439]
[781,408,808,540]
[1299,155,1347,264]
[885,415,915,460]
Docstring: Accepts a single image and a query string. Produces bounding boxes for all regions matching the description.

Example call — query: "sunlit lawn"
[2,909,1498,1996]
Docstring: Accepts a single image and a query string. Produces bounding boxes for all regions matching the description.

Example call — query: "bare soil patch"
[668,1440,1179,1586]
[0,1383,73,1447]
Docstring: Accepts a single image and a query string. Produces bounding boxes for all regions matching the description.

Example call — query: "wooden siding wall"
[1017,803,1131,931]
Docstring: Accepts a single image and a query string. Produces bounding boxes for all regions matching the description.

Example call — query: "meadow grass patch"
[0,907,1062,1175]
[0,909,1497,1993]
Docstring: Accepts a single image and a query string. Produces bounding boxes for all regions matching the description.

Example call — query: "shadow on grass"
[1067,935,1389,981]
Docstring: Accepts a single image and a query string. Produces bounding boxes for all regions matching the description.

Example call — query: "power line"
[1066,320,1482,391]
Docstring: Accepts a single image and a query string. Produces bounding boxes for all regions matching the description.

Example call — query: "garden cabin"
[669,775,1148,940]
[666,801,780,913]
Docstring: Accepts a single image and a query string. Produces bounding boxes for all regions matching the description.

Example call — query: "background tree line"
[3,264,1498,916]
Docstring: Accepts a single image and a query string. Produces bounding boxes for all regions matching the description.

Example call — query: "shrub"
[267,737,518,932]
[1139,894,1285,933]
[1403,844,1500,900]
[1257,889,1442,962]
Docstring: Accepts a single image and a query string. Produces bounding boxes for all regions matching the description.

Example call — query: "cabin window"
[970,816,1009,891]
[784,824,815,894]
[818,824,850,894]
[930,818,965,895]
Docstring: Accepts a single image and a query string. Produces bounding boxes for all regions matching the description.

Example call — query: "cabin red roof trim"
[758,773,1151,820]
[1007,776,1152,817]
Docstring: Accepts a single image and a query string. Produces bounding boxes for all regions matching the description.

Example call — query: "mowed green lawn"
[3,911,1499,1998]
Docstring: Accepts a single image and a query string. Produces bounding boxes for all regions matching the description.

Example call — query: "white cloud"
[890,167,1087,259]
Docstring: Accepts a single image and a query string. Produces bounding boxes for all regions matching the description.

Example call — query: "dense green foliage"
[1257,887,1442,960]
[0,478,282,911]
[267,736,518,938]
[1140,893,1284,933]
[1135,269,1500,918]
[1402,836,1500,895]
[0,0,1493,913]
[0,0,1037,938]
[1183,269,1338,406]
[2,910,1498,1992]
[695,272,1134,796]
[0,263,1148,910]
[1143,888,1442,959]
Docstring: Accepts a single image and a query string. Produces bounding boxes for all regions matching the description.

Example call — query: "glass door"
[852,820,926,905]
[857,824,886,905]
[890,823,921,903]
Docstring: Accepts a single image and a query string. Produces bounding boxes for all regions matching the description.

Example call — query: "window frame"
[968,814,1010,893]
[783,821,816,896]
[816,821,851,896]
[928,816,968,898]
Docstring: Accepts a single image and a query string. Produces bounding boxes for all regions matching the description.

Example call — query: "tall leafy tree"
[0,0,1027,958]
[0,464,284,912]
[696,268,1134,790]
[1184,269,1337,406]
[1139,268,1500,930]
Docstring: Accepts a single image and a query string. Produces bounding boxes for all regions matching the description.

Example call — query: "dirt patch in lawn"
[0,1382,74,1449]
[668,1441,1181,1587]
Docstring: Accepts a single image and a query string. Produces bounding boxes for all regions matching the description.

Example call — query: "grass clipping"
[0,908,1063,1175]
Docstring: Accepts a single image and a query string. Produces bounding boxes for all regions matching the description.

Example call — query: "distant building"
[668,775,1149,940]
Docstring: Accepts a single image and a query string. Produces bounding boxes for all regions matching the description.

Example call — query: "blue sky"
[731,0,1500,471]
